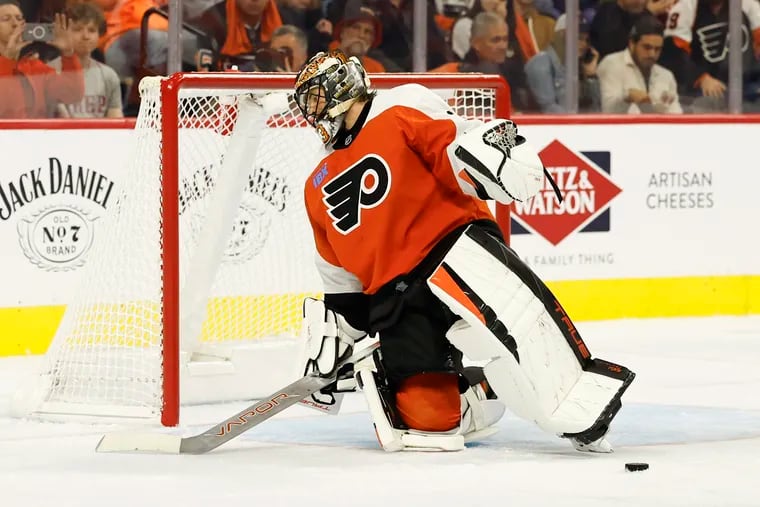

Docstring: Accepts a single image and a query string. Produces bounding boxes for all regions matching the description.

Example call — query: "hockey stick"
[95,340,379,455]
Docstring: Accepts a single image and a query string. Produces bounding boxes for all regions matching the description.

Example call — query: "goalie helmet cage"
[15,73,512,427]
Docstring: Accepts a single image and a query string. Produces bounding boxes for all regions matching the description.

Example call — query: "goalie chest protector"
[303,84,494,295]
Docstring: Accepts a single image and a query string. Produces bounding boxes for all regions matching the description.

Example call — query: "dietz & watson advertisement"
[510,124,744,282]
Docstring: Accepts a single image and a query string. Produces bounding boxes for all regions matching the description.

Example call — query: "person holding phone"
[432,11,536,112]
[269,24,307,71]
[524,13,601,113]
[0,0,84,118]
[48,2,123,118]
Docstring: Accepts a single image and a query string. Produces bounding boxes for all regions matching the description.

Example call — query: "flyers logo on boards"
[511,140,622,246]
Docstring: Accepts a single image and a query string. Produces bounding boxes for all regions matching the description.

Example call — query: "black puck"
[625,462,649,472]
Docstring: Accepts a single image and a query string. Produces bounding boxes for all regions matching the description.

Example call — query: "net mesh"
[19,76,504,423]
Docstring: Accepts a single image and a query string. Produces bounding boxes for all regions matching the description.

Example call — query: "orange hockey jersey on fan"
[303,84,495,295]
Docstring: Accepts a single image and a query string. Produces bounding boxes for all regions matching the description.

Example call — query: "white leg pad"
[483,357,623,434]
[428,225,634,439]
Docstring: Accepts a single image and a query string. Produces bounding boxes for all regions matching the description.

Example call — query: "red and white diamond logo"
[512,140,622,246]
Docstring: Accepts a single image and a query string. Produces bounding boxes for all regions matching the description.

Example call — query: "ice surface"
[1,316,759,507]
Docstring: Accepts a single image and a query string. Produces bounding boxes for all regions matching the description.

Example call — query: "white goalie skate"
[569,435,614,453]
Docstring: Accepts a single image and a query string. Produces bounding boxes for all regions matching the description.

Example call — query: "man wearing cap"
[329,0,387,72]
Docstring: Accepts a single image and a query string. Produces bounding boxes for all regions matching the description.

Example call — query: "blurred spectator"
[327,0,451,70]
[514,0,555,51]
[434,0,474,19]
[646,0,676,19]
[505,0,538,62]
[659,0,760,111]
[451,0,507,60]
[524,13,600,112]
[597,14,681,113]
[269,23,307,69]
[94,0,172,82]
[276,0,332,55]
[183,0,217,22]
[433,11,536,111]
[452,0,539,70]
[533,0,602,22]
[329,0,389,72]
[534,0,560,18]
[372,0,451,71]
[193,0,282,68]
[590,0,676,60]
[433,0,474,34]
[49,2,122,117]
[0,4,84,117]
[29,0,109,62]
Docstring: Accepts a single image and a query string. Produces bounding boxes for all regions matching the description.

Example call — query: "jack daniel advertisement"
[0,129,131,308]
[2,157,116,272]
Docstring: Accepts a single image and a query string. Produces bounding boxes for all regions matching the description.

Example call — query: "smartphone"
[22,23,54,42]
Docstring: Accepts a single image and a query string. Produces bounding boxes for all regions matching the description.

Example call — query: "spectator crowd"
[1,0,759,118]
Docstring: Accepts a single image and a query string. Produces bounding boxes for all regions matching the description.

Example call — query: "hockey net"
[13,73,511,426]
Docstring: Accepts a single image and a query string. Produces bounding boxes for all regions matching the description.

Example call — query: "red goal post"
[15,72,513,427]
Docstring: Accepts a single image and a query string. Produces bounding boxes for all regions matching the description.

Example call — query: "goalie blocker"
[427,224,635,448]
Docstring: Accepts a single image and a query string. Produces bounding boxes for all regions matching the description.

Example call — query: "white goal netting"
[13,74,506,425]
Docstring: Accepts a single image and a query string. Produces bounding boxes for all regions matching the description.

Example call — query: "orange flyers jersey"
[664,0,760,50]
[303,84,496,295]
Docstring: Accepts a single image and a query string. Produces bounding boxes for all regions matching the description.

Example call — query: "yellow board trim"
[1,277,758,357]
[0,305,65,356]
[548,275,760,321]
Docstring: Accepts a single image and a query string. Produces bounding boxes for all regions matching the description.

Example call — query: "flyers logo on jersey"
[696,22,749,63]
[321,154,391,234]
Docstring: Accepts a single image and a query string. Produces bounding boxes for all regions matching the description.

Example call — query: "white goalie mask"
[294,50,372,145]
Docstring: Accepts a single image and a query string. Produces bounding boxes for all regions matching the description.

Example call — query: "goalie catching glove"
[302,298,367,406]
[451,119,544,204]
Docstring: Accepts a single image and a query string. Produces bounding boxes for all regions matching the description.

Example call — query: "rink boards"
[0,116,758,355]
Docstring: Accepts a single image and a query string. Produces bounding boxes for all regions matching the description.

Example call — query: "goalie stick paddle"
[95,341,380,455]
